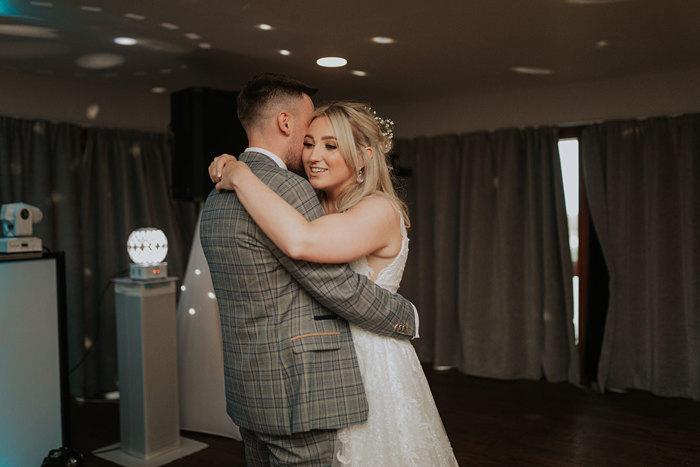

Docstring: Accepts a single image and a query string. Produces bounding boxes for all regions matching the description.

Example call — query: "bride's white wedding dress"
[334,214,458,466]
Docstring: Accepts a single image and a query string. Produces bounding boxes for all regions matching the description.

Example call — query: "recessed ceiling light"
[30,2,53,7]
[133,71,147,76]
[76,53,124,69]
[199,42,212,49]
[151,87,167,94]
[185,33,201,40]
[371,36,395,44]
[160,22,179,30]
[511,66,553,75]
[258,24,273,31]
[124,13,145,20]
[596,40,609,48]
[113,37,137,46]
[351,70,367,77]
[279,49,291,56]
[316,57,347,68]
[80,6,102,12]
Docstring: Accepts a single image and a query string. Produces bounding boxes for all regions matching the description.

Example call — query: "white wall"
[2,66,700,137]
[380,66,700,138]
[0,69,170,133]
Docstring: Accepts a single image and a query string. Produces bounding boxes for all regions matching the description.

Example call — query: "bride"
[211,101,457,466]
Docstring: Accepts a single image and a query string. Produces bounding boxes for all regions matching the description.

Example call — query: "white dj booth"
[0,252,71,467]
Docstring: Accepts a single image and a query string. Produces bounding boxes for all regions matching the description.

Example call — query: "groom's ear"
[277,112,291,136]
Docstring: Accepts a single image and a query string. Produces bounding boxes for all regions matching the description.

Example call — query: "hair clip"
[369,108,394,140]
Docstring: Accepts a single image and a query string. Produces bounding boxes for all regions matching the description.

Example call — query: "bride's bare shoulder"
[355,194,398,213]
[351,195,401,229]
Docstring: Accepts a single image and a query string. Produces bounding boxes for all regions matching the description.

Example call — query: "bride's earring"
[357,167,365,183]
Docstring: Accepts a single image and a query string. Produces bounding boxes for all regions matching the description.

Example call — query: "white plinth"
[104,277,207,465]
[93,437,207,466]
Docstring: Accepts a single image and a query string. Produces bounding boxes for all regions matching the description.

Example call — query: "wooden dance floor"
[70,365,700,466]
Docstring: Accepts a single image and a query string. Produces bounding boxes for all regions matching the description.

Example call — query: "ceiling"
[1,0,699,106]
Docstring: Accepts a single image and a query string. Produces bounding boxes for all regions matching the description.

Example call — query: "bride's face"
[302,117,355,198]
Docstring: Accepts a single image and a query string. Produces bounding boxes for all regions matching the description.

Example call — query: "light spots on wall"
[85,103,100,120]
[76,53,125,69]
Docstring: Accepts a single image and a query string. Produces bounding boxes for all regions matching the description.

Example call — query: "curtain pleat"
[0,117,86,395]
[1,116,198,396]
[80,128,198,395]
[581,114,700,400]
[395,126,578,383]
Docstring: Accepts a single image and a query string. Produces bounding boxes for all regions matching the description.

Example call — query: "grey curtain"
[1,117,85,395]
[581,114,700,400]
[0,116,198,396]
[395,127,578,383]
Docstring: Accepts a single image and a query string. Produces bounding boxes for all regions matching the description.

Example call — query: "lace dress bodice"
[348,210,409,295]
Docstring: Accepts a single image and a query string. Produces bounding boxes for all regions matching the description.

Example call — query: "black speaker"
[170,87,248,201]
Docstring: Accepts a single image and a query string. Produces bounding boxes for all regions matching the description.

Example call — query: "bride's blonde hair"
[313,101,410,228]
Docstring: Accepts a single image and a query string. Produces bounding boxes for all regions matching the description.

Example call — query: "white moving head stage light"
[0,203,43,253]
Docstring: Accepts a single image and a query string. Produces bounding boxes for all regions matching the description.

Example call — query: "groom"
[200,73,418,465]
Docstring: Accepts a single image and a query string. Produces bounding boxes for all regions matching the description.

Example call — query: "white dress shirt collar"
[246,147,287,170]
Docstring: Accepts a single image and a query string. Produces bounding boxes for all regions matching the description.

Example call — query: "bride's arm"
[217,160,398,263]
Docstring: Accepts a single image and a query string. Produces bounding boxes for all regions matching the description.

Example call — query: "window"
[558,137,579,344]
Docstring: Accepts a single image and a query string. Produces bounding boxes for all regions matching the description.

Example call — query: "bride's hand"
[209,153,238,183]
[215,158,252,192]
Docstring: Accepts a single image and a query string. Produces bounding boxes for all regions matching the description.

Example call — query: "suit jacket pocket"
[291,332,341,353]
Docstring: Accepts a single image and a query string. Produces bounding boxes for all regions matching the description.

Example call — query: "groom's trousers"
[239,427,338,466]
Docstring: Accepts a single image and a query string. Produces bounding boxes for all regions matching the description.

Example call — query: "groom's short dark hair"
[237,73,317,130]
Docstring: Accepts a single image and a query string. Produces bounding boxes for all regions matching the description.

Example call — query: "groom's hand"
[209,153,238,184]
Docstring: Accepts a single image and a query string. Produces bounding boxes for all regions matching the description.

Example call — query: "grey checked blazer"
[200,151,416,436]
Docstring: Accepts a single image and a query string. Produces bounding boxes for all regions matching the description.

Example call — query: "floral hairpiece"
[369,108,394,140]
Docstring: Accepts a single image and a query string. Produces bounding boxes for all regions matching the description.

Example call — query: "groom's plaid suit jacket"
[200,151,416,436]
